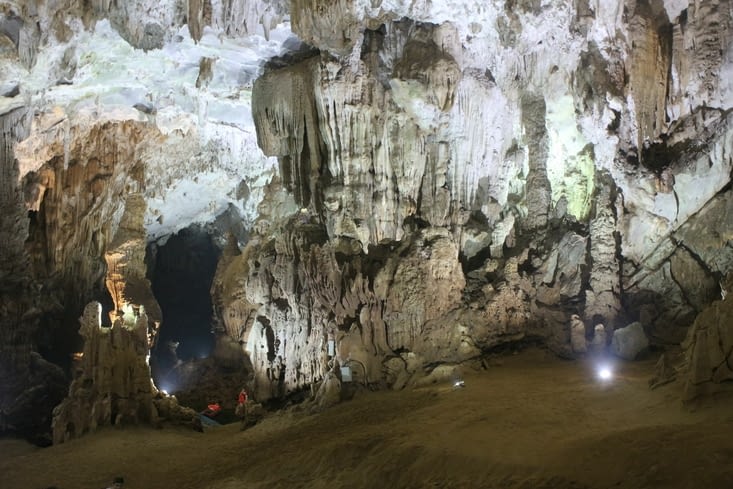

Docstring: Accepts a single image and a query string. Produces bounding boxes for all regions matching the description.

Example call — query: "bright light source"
[598,367,612,381]
[161,389,168,395]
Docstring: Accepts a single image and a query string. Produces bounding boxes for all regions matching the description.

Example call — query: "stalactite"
[252,58,325,209]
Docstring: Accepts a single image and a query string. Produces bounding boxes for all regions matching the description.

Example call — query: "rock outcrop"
[680,274,733,401]
[0,105,63,442]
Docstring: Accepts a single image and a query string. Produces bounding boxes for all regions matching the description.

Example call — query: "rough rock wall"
[223,0,733,401]
[3,0,733,422]
[680,269,733,401]
[1,0,175,69]
[188,0,288,41]
[105,193,162,333]
[24,118,173,443]
[3,0,283,244]
[0,105,67,441]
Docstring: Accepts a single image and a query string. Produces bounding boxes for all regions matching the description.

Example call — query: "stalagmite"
[570,315,587,354]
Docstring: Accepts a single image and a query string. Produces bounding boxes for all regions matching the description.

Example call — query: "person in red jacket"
[236,388,248,430]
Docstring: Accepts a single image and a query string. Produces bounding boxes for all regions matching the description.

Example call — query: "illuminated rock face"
[237,0,733,399]
[3,0,733,431]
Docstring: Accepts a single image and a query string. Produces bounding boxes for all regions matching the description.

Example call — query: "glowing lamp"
[598,366,613,381]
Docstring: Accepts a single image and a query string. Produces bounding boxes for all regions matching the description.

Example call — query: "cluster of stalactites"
[187,0,287,42]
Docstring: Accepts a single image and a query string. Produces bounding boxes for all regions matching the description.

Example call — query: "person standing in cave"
[236,388,248,430]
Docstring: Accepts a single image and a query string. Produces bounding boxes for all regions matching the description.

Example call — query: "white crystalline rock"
[447,76,522,209]
[618,123,733,264]
[545,93,595,221]
[268,1,605,251]
[279,0,640,251]
[10,13,294,241]
[389,78,443,131]
[715,44,733,110]
[570,315,587,354]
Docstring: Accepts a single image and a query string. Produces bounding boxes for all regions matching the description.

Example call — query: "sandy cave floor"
[2,348,733,489]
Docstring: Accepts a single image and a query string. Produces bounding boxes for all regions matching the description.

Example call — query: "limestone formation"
[313,370,342,411]
[151,394,197,425]
[590,324,607,354]
[52,302,157,444]
[570,315,587,354]
[0,106,57,442]
[649,352,678,391]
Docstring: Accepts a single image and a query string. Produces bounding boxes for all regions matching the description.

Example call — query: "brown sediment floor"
[2,348,732,489]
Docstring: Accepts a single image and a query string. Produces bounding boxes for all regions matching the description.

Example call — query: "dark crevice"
[148,227,220,378]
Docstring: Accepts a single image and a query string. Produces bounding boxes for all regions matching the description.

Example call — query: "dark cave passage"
[147,227,221,378]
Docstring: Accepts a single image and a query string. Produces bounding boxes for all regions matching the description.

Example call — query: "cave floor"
[2,348,733,489]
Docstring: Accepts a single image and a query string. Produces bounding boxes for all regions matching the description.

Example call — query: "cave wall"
[3,0,733,422]
[220,0,733,400]
[51,301,156,445]
[19,118,161,363]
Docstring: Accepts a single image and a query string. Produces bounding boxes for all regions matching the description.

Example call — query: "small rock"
[611,321,649,360]
[133,102,156,115]
[1,83,19,97]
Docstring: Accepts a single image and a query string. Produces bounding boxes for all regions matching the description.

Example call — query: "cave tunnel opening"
[147,226,221,379]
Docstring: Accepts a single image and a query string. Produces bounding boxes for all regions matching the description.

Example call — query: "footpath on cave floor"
[2,348,733,489]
